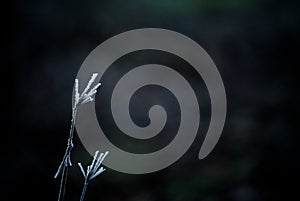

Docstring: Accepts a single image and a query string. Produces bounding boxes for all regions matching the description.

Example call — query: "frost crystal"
[78,151,109,201]
[74,73,101,106]
[78,151,109,180]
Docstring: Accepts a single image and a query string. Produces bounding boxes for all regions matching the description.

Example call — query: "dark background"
[4,0,299,201]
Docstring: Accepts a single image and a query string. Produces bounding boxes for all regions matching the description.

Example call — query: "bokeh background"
[4,0,299,201]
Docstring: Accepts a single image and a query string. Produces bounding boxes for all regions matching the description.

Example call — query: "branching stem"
[54,73,101,201]
[55,106,78,201]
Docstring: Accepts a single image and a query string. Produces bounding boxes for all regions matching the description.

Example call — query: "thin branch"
[80,181,89,201]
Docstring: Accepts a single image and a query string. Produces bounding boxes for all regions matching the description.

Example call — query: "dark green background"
[4,0,299,201]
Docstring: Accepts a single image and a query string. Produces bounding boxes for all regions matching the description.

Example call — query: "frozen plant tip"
[78,151,109,182]
[78,151,109,201]
[54,73,101,201]
[74,73,101,106]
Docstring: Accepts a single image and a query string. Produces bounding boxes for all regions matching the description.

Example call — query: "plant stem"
[55,106,78,201]
[80,180,89,201]
[58,166,68,201]
[68,106,78,145]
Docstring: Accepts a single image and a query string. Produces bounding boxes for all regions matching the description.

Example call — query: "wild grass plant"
[54,73,108,201]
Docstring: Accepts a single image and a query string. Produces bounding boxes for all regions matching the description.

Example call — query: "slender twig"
[78,151,109,201]
[54,73,101,201]
[58,165,68,201]
[80,180,89,201]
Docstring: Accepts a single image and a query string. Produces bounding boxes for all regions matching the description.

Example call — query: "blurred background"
[4,0,299,200]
